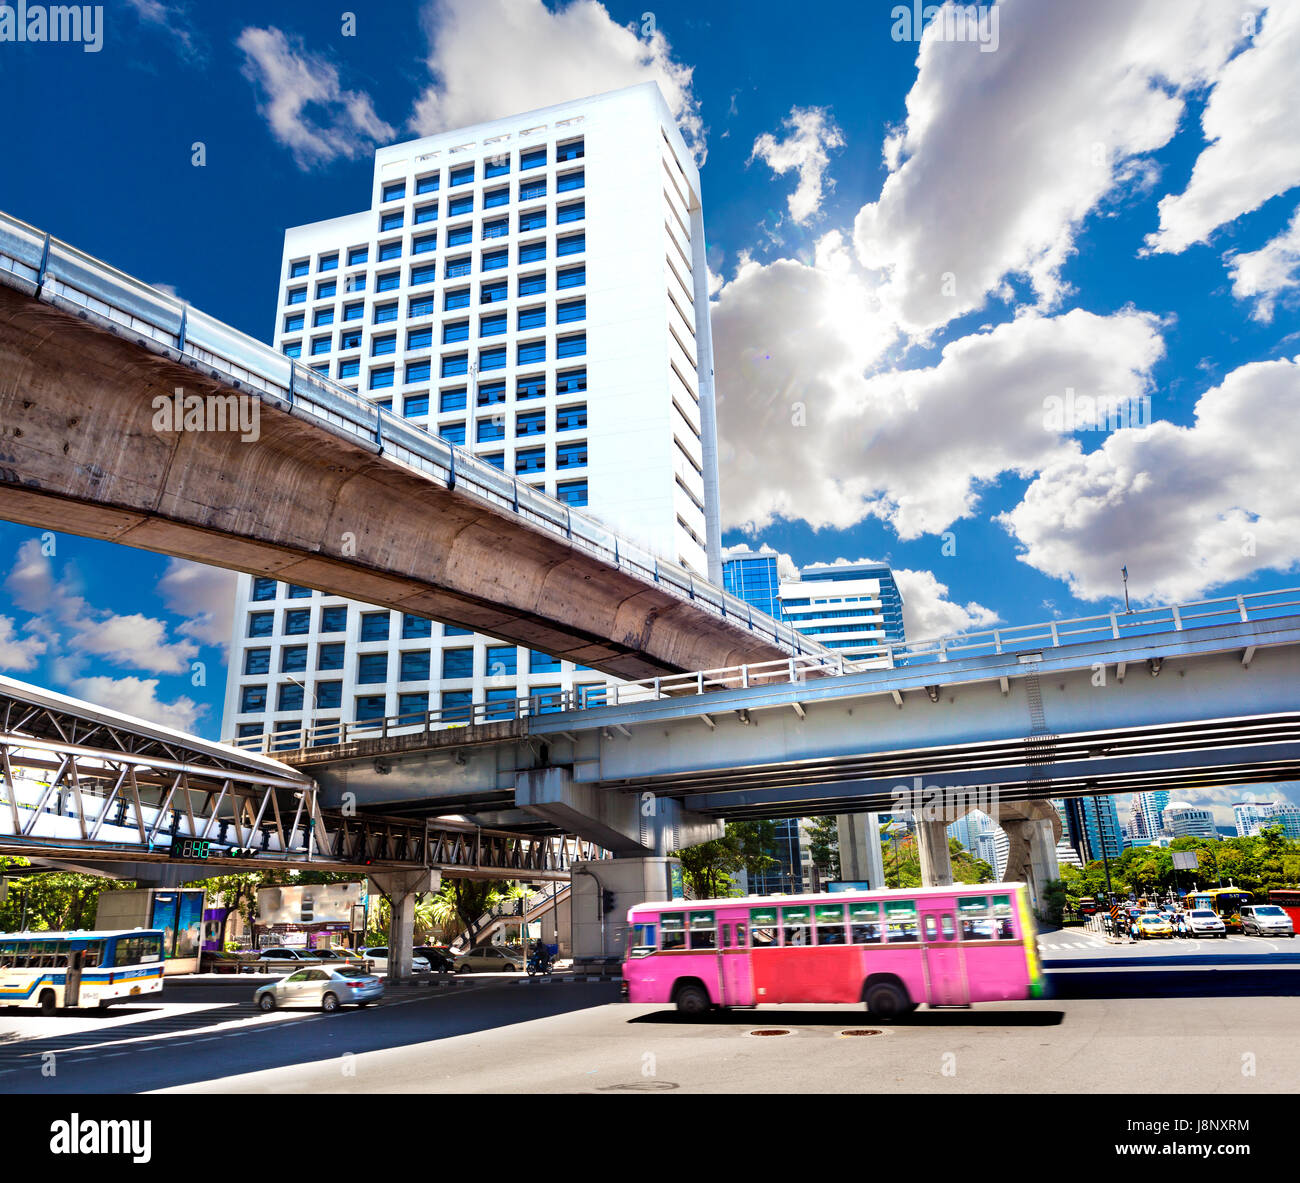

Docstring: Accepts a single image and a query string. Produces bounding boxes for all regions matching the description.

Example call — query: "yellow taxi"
[1136,913,1174,939]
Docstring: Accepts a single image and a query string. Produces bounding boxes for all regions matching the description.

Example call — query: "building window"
[557,169,585,192]
[518,240,546,264]
[556,298,585,324]
[442,649,473,679]
[357,653,389,684]
[406,360,432,384]
[316,280,337,300]
[416,173,439,194]
[318,642,345,670]
[445,626,472,637]
[481,279,507,304]
[480,312,507,337]
[277,682,305,712]
[398,692,429,721]
[479,346,507,372]
[251,577,278,601]
[310,336,331,357]
[445,287,470,310]
[408,326,433,350]
[556,480,587,506]
[448,194,474,217]
[450,164,474,187]
[369,366,395,389]
[517,374,546,400]
[556,403,586,431]
[517,305,545,331]
[485,156,510,178]
[443,320,470,344]
[485,687,516,720]
[411,263,437,286]
[447,224,473,248]
[557,138,584,162]
[287,584,312,599]
[484,186,509,208]
[313,309,335,329]
[556,441,587,469]
[343,301,364,321]
[374,302,399,324]
[284,609,311,635]
[402,614,433,639]
[482,248,508,272]
[284,313,304,333]
[486,645,517,676]
[399,651,431,681]
[415,202,438,225]
[520,147,547,171]
[530,650,562,673]
[339,358,360,379]
[482,217,509,239]
[557,367,586,394]
[557,232,585,257]
[244,648,271,675]
[557,265,585,290]
[287,287,306,305]
[240,685,267,713]
[382,180,406,202]
[482,452,505,469]
[376,270,400,291]
[289,260,309,279]
[477,418,505,442]
[440,422,466,445]
[557,200,585,224]
[518,208,547,233]
[517,339,546,365]
[348,246,369,266]
[360,612,390,641]
[556,332,586,358]
[409,297,435,319]
[442,690,473,722]
[316,681,343,709]
[404,393,430,418]
[320,607,348,633]
[345,273,367,293]
[446,256,472,279]
[517,410,546,436]
[356,695,387,723]
[440,386,468,412]
[413,232,437,255]
[441,353,468,377]
[477,380,506,406]
[518,272,545,297]
[515,447,545,474]
[380,210,404,232]
[281,645,309,673]
[372,334,397,356]
[378,241,403,262]
[282,340,300,358]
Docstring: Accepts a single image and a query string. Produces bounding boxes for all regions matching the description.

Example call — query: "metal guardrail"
[229,587,1300,755]
[0,208,824,661]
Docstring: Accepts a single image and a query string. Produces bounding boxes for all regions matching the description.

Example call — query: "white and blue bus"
[0,929,166,1013]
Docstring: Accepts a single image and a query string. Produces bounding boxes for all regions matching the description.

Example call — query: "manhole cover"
[745,1028,794,1037]
[596,1080,680,1091]
[837,1028,886,1037]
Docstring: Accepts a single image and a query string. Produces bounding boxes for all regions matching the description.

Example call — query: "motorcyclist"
[530,938,550,971]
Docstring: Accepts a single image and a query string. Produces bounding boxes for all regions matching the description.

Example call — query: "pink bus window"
[781,905,812,945]
[814,903,846,945]
[661,913,686,950]
[688,911,717,949]
[923,915,938,941]
[732,923,749,948]
[750,907,778,947]
[993,895,1017,939]
[849,902,882,943]
[628,923,656,957]
[941,915,956,941]
[885,900,918,943]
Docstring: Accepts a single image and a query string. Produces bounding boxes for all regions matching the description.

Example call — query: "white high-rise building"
[1235,799,1300,839]
[777,562,905,667]
[222,83,721,745]
[1162,802,1218,840]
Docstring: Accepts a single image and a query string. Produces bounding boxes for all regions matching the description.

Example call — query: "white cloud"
[237,26,395,170]
[70,614,198,676]
[893,568,999,640]
[158,560,238,650]
[712,237,1165,539]
[1226,205,1300,323]
[853,0,1254,334]
[408,0,705,161]
[124,0,200,56]
[0,616,46,672]
[750,106,844,225]
[70,676,207,734]
[1145,3,1299,255]
[999,356,1300,602]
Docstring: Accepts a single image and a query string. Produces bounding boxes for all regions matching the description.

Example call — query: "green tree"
[1040,878,1068,926]
[0,857,134,931]
[806,816,841,881]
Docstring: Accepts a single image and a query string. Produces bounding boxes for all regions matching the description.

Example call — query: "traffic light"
[601,889,616,915]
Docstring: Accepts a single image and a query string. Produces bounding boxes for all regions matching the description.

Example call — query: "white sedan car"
[358,947,432,974]
[1183,909,1227,937]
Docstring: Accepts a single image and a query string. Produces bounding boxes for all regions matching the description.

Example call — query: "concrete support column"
[367,869,440,983]
[916,817,953,887]
[1003,818,1061,915]
[837,813,886,888]
[570,856,680,968]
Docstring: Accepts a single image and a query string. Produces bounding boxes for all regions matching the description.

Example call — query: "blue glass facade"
[1063,795,1125,861]
[799,562,905,645]
[721,551,782,620]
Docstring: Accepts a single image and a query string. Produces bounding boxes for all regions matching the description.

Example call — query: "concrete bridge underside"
[0,283,793,681]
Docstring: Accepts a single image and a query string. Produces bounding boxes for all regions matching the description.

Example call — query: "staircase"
[451,882,570,952]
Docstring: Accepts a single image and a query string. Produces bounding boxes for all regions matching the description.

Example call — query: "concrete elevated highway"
[0,210,823,682]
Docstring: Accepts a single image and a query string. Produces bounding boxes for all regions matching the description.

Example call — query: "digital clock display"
[169,838,211,860]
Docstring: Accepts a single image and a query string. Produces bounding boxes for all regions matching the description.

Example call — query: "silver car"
[358,947,431,975]
[255,966,383,1013]
[1241,905,1295,937]
[454,945,524,973]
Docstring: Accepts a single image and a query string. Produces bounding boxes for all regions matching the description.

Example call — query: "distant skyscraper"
[1162,802,1218,840]
[720,547,782,621]
[780,561,905,666]
[1136,790,1171,838]
[1062,796,1124,862]
[1235,799,1300,839]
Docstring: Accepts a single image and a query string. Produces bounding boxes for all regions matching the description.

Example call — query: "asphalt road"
[2,940,1298,1094]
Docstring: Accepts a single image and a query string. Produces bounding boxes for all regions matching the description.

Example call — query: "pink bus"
[622,883,1044,1019]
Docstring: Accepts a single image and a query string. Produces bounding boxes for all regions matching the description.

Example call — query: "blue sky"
[0,0,1297,825]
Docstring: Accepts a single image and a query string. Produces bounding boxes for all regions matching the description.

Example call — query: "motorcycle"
[526,950,553,976]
